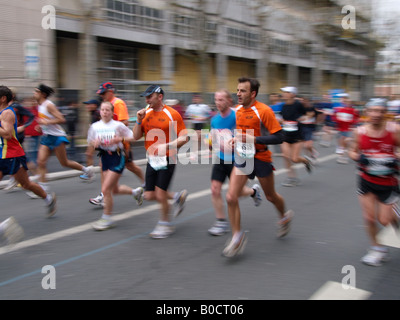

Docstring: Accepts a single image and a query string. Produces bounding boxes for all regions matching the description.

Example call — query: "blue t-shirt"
[210,109,236,161]
[270,102,284,114]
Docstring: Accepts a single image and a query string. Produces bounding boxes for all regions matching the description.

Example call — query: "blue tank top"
[210,109,236,161]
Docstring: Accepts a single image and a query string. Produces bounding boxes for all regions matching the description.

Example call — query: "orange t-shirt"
[140,105,186,157]
[235,101,282,162]
[111,97,129,122]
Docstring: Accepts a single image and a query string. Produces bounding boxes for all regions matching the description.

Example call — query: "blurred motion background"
[0,0,398,137]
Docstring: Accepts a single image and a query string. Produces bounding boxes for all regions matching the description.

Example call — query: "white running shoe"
[47,192,57,218]
[251,184,262,207]
[92,218,115,231]
[89,193,104,207]
[361,247,389,267]
[281,178,300,187]
[222,232,248,258]
[1,217,24,245]
[208,220,230,236]
[3,177,19,192]
[133,187,144,206]
[173,189,188,218]
[277,210,294,238]
[150,222,175,239]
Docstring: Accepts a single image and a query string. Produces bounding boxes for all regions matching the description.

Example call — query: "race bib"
[148,155,168,171]
[364,153,397,176]
[282,121,298,132]
[336,112,354,122]
[236,141,255,159]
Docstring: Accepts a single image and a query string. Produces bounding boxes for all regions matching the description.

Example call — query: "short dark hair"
[36,84,55,98]
[0,86,13,103]
[238,77,260,97]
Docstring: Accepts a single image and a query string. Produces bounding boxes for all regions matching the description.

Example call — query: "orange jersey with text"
[235,101,282,162]
[140,105,186,157]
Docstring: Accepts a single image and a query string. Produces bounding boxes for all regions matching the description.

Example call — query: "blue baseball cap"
[96,82,115,94]
[140,84,164,97]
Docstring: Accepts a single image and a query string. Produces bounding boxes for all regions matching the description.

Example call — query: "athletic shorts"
[145,161,176,192]
[0,156,28,176]
[211,161,234,183]
[234,157,274,180]
[282,131,303,144]
[41,135,69,150]
[357,177,400,204]
[302,127,315,141]
[100,151,125,174]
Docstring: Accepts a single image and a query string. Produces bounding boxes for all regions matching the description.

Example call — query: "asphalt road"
[0,143,399,302]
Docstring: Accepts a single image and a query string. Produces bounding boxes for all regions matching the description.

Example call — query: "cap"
[366,98,387,108]
[36,84,55,97]
[83,99,101,106]
[140,84,164,97]
[96,82,115,95]
[280,86,298,95]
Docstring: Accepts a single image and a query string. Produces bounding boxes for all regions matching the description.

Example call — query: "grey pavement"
[0,142,400,301]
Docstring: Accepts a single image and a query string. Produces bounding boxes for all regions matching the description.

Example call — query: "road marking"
[309,281,372,300]
[309,216,400,300]
[0,153,338,256]
[377,225,400,248]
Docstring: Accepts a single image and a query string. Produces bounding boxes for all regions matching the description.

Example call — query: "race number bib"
[364,153,397,176]
[148,155,168,171]
[236,141,255,159]
[282,121,298,132]
[336,112,353,123]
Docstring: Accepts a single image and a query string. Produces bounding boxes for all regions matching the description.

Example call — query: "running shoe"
[80,166,95,182]
[251,184,262,207]
[150,222,175,239]
[92,218,115,231]
[89,193,104,207]
[133,187,144,206]
[3,177,18,192]
[361,247,389,267]
[173,189,188,218]
[304,156,313,173]
[208,220,230,236]
[1,217,24,245]
[277,210,294,238]
[281,178,300,187]
[222,232,248,258]
[47,192,57,217]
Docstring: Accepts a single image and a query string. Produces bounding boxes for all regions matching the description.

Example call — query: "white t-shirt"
[185,103,211,123]
[87,119,133,152]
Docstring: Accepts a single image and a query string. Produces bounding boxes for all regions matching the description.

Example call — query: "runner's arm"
[255,130,283,145]
[0,110,16,140]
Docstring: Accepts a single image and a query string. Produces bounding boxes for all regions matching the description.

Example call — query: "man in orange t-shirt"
[222,77,293,258]
[133,85,189,239]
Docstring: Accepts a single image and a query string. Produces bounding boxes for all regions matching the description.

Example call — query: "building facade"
[0,0,379,131]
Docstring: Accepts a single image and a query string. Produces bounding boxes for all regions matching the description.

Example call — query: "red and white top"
[357,124,398,186]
